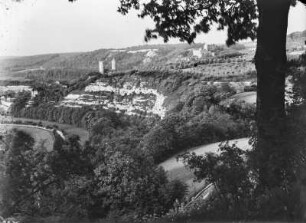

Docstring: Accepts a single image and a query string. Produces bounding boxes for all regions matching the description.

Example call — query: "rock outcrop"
[59,71,254,119]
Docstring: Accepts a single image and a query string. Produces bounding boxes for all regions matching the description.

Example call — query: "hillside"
[1,30,305,80]
[287,30,306,41]
[54,69,256,120]
[0,44,205,73]
[0,41,253,81]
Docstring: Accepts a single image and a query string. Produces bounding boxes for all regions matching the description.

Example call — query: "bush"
[174,142,254,221]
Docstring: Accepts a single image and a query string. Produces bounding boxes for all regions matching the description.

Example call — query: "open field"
[0,72,30,82]
[183,61,255,77]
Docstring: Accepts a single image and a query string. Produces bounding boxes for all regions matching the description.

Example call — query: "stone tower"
[111,58,116,71]
[203,43,208,51]
[99,61,104,74]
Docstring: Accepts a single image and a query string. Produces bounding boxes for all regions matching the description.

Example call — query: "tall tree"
[114,0,306,218]
[115,0,306,187]
[253,0,292,188]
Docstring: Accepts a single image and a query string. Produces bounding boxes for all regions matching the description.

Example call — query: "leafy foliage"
[32,82,67,106]
[173,142,253,220]
[2,132,44,217]
[92,150,186,218]
[1,122,187,221]
[118,0,258,45]
[10,91,31,114]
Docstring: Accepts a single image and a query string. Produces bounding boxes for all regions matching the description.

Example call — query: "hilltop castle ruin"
[99,58,116,74]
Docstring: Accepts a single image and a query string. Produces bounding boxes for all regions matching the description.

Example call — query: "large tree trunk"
[254,0,291,188]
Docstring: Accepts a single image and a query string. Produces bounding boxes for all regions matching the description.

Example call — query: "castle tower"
[99,61,104,74]
[203,43,208,51]
[111,58,116,71]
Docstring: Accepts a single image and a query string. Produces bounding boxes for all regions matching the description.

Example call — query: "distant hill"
[0,30,304,80]
[0,43,210,73]
[287,30,306,41]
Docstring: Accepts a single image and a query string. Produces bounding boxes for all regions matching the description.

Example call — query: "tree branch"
[298,0,306,5]
[12,178,58,210]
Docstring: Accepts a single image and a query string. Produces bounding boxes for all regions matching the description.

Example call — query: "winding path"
[159,138,251,195]
[0,123,55,151]
[229,91,256,104]
[0,115,89,145]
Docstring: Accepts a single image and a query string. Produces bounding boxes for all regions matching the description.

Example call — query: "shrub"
[175,142,254,221]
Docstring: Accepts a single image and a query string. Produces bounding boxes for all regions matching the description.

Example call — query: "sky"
[0,0,305,57]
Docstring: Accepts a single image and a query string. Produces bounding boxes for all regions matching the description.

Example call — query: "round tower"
[99,61,104,74]
[111,58,116,71]
[203,43,208,51]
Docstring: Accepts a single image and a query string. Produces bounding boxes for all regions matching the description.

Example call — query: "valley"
[0,32,303,166]
[0,29,305,222]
